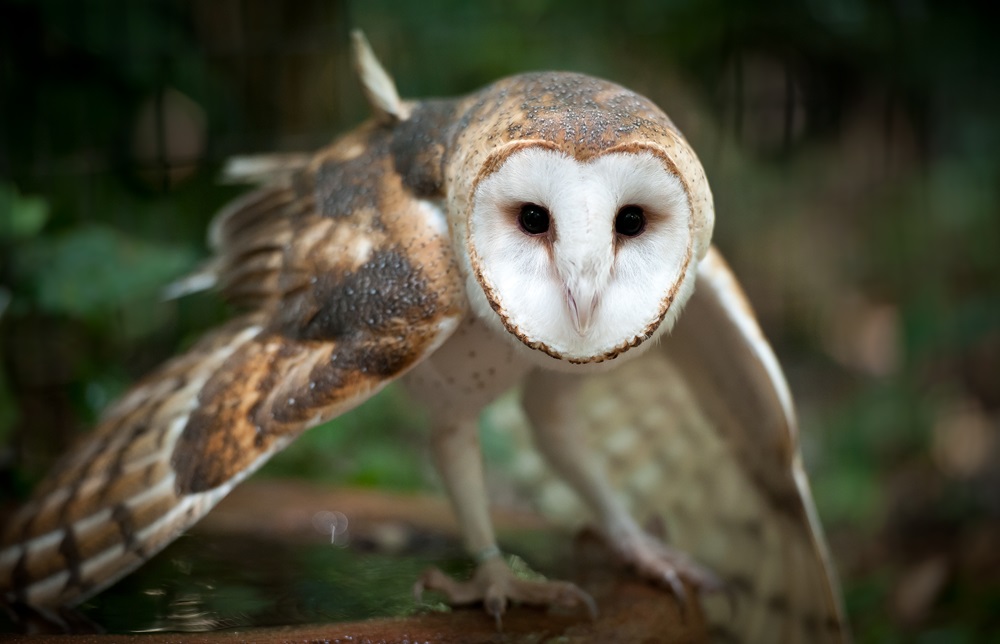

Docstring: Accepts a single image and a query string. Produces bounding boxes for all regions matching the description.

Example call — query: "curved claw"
[662,567,687,616]
[571,585,599,620]
[484,587,507,630]
[412,567,444,604]
[488,602,503,632]
[606,524,727,620]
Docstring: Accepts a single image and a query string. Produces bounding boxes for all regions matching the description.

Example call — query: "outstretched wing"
[0,122,466,609]
[513,247,847,643]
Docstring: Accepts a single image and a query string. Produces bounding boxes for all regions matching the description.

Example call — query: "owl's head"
[454,73,715,367]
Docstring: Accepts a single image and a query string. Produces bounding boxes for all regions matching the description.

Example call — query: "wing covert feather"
[1,120,467,609]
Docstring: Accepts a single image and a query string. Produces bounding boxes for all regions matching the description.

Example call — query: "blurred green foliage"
[1,0,998,640]
[14,225,196,325]
[0,184,49,241]
[258,386,432,491]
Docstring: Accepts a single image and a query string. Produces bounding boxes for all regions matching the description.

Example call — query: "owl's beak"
[566,287,599,336]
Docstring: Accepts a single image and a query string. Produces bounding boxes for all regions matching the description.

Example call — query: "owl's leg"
[521,369,723,606]
[415,416,596,625]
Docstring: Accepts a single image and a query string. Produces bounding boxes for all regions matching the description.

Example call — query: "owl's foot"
[606,524,725,612]
[414,555,597,629]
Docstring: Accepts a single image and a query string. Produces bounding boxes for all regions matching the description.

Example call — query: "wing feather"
[1,120,467,609]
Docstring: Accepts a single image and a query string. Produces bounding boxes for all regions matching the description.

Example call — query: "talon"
[607,524,725,618]
[575,588,599,620]
[484,588,507,623]
[413,567,440,603]
[663,568,687,617]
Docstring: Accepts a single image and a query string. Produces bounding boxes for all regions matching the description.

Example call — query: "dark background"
[1,1,998,641]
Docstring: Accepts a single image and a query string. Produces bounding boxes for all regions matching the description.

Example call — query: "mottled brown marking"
[11,549,29,603]
[118,424,163,470]
[164,104,469,492]
[174,245,460,495]
[294,248,439,341]
[19,541,71,595]
[5,508,33,544]
[29,430,115,521]
[127,492,178,536]
[391,100,456,196]
[111,504,138,552]
[74,517,123,564]
[53,476,117,529]
[58,530,83,591]
[317,145,385,220]
[173,322,447,493]
[20,491,74,542]
[95,424,148,504]
[171,336,274,494]
[452,72,681,168]
[97,461,171,512]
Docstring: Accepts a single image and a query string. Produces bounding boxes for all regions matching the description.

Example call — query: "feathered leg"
[521,368,723,607]
[414,413,596,626]
[406,320,595,625]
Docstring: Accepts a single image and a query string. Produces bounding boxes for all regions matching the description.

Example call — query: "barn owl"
[0,32,847,642]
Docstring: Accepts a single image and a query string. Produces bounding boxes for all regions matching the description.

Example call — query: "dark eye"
[615,205,646,237]
[518,203,550,235]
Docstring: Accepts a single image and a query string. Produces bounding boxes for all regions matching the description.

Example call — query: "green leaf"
[0,183,50,240]
[14,225,197,322]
